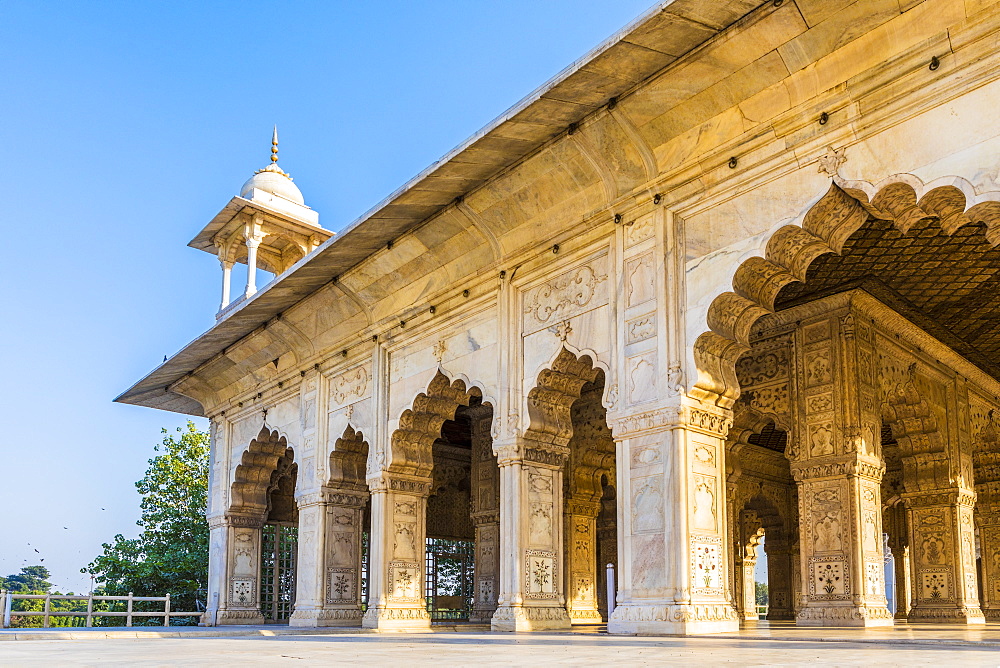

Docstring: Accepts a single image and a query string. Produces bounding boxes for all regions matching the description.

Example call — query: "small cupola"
[188,127,333,318]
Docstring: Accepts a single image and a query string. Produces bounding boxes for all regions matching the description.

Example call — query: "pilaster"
[470,410,500,623]
[902,489,983,623]
[606,402,740,635]
[976,446,1000,620]
[788,310,892,627]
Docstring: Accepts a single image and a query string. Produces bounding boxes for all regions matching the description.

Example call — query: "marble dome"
[240,163,305,205]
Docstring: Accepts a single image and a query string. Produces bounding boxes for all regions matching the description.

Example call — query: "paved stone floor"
[2,626,1000,667]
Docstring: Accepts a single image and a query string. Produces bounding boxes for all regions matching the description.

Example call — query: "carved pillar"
[739,511,763,622]
[215,514,266,625]
[903,490,983,623]
[606,404,740,635]
[564,498,602,623]
[891,377,983,623]
[789,312,892,626]
[765,539,795,620]
[976,442,1000,620]
[362,475,432,630]
[290,489,367,627]
[470,410,500,623]
[492,439,572,631]
[596,488,618,619]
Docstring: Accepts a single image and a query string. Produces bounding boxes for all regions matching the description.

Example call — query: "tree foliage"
[755,580,769,607]
[83,422,209,619]
[2,565,53,594]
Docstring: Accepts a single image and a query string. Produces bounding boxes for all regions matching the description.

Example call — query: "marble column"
[492,438,571,631]
[738,512,763,622]
[362,474,432,631]
[764,539,795,620]
[606,404,740,635]
[289,489,368,627]
[219,259,233,311]
[564,498,602,623]
[470,411,500,623]
[903,489,983,623]
[786,311,892,626]
[244,230,263,298]
[974,440,1000,620]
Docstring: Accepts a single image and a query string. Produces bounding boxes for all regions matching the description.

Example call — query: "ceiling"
[776,215,1000,381]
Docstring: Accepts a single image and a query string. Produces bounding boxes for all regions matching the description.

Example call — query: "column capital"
[609,401,732,440]
[493,436,569,468]
[901,488,976,508]
[221,512,265,529]
[295,487,368,509]
[564,498,601,517]
[790,455,885,482]
[366,472,432,495]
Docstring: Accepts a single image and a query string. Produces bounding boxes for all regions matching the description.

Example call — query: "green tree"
[83,422,209,624]
[2,565,53,593]
[755,581,769,607]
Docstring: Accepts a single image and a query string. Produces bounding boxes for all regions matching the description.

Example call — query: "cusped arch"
[387,371,486,478]
[526,348,601,447]
[693,175,1000,407]
[329,425,369,489]
[881,368,944,458]
[230,425,295,519]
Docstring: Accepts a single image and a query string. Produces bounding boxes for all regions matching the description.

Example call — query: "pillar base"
[361,606,432,632]
[606,603,739,635]
[491,605,571,631]
[796,604,894,627]
[567,608,603,624]
[289,607,364,627]
[215,609,265,625]
[907,606,986,624]
[470,607,498,624]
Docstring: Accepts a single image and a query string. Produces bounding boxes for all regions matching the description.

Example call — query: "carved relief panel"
[521,257,609,334]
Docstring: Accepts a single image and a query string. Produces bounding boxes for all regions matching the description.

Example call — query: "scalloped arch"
[693,175,1000,407]
[229,425,295,518]
[385,371,486,478]
[526,347,602,448]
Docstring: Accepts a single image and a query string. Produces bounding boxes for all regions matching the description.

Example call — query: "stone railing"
[0,591,201,628]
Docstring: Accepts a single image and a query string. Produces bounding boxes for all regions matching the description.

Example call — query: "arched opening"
[423,395,498,622]
[369,371,498,628]
[325,425,371,621]
[728,414,797,624]
[698,176,1000,626]
[260,450,297,622]
[564,368,616,624]
[227,426,299,624]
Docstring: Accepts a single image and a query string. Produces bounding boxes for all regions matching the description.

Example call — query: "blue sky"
[1,1,656,593]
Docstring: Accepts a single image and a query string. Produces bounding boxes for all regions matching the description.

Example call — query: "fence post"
[126,592,134,628]
[43,594,51,628]
[164,594,171,627]
[86,594,94,628]
[1,590,7,628]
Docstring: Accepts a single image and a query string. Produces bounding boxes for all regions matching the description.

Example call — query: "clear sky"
[1,0,655,593]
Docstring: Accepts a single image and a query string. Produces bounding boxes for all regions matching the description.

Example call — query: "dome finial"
[271,125,279,164]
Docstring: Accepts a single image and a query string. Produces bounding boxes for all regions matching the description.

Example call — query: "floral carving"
[330,366,369,405]
[523,264,607,324]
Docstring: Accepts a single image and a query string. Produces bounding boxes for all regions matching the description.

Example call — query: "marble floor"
[1,625,1000,667]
